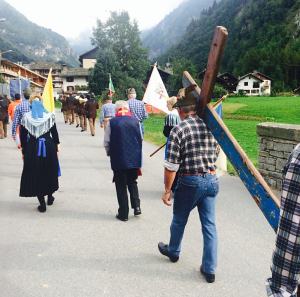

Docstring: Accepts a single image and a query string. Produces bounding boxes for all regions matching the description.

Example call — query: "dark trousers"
[113,169,140,219]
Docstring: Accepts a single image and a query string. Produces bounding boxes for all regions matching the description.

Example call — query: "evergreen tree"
[89,11,149,99]
[160,0,300,91]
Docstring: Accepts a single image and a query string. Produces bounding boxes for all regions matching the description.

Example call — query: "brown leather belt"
[179,170,216,177]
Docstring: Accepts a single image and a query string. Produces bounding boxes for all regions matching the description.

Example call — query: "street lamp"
[0,49,14,63]
[0,50,13,56]
[0,50,14,78]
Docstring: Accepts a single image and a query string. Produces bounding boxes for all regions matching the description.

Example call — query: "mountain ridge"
[162,0,300,90]
[0,0,78,66]
[141,0,215,59]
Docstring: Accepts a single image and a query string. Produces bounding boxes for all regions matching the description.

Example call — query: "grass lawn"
[144,96,300,173]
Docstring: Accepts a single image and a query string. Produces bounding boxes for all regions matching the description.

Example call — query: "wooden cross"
[183,26,280,231]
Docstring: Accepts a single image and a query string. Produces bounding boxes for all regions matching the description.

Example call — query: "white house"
[236,71,271,96]
[79,47,98,69]
[60,68,90,92]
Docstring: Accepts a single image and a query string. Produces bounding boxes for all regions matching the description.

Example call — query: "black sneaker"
[134,207,142,216]
[200,266,215,283]
[115,214,128,222]
[158,242,179,263]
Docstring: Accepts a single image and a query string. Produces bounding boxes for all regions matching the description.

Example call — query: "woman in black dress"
[20,96,60,212]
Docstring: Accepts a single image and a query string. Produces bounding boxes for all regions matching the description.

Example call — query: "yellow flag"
[42,68,55,112]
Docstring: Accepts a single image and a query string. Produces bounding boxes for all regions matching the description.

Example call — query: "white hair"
[115,100,129,111]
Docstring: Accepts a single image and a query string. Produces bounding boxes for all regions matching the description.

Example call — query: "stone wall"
[257,123,300,190]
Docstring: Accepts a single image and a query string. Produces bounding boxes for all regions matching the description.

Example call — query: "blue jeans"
[168,174,219,273]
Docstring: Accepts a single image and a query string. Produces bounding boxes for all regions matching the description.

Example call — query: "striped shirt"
[128,98,148,122]
[12,100,30,139]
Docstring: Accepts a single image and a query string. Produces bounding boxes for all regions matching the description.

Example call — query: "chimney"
[62,64,68,71]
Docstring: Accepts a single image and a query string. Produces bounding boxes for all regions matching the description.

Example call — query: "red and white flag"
[143,64,170,114]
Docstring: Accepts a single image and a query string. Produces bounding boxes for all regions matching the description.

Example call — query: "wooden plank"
[182,72,280,231]
[181,26,280,231]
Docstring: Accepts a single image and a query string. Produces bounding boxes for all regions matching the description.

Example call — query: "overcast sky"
[6,0,186,39]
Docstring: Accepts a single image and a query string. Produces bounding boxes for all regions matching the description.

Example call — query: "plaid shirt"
[99,103,115,125]
[165,115,218,174]
[12,100,30,139]
[266,143,300,297]
[128,98,148,122]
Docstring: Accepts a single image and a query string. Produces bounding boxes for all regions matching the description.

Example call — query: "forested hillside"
[162,0,300,90]
[141,0,214,59]
[0,0,78,66]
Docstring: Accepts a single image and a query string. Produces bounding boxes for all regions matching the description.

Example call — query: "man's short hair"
[115,100,129,111]
[178,104,197,113]
[23,88,32,99]
[14,93,20,100]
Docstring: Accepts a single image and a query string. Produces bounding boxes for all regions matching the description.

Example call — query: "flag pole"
[18,70,22,99]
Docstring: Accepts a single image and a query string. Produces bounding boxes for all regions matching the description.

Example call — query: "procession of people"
[1,76,300,296]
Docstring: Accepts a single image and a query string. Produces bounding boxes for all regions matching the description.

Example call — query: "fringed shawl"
[21,112,56,138]
[164,112,180,126]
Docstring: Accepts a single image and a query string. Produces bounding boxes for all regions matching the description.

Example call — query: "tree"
[166,57,198,96]
[89,11,149,99]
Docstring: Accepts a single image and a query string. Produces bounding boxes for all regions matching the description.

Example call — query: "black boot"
[47,194,55,206]
[37,196,46,212]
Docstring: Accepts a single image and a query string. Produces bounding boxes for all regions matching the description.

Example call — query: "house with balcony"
[236,71,271,96]
[27,62,63,93]
[0,59,47,92]
[60,67,90,92]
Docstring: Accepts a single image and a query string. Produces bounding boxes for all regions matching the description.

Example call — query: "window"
[66,76,74,82]
[67,86,74,91]
[253,82,259,88]
[244,81,248,86]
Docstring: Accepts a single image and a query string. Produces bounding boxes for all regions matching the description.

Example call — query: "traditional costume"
[19,99,60,212]
[104,102,142,221]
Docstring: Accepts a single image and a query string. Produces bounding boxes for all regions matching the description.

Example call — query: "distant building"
[217,72,238,93]
[27,62,63,93]
[199,70,238,93]
[0,59,47,92]
[236,71,271,96]
[60,67,90,92]
[79,47,98,69]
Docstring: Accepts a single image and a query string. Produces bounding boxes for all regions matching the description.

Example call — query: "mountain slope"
[163,0,300,90]
[141,0,215,59]
[68,29,93,56]
[0,0,78,66]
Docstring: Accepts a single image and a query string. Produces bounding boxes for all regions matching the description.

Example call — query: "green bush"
[212,84,227,99]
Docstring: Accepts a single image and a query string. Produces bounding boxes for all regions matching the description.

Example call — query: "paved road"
[0,112,276,297]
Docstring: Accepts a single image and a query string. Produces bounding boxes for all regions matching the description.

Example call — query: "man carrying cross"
[157,85,220,283]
